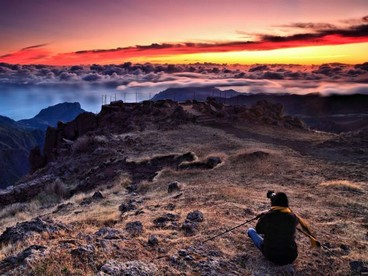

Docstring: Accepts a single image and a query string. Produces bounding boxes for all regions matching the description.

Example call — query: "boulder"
[181,221,198,236]
[125,221,143,237]
[92,191,104,200]
[153,213,180,228]
[206,157,222,168]
[168,181,181,193]
[186,210,204,222]
[119,200,137,213]
[148,235,159,246]
[95,227,124,240]
[181,211,204,236]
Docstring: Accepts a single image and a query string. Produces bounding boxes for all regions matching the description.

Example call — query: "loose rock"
[125,221,144,237]
[99,260,157,276]
[95,227,124,240]
[92,191,104,200]
[153,213,180,228]
[186,210,204,222]
[148,235,159,246]
[181,221,198,236]
[119,200,137,213]
[168,181,181,193]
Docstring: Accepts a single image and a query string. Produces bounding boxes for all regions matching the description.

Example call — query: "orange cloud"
[1,19,368,65]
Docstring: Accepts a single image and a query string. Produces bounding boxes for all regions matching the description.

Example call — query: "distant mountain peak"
[18,102,85,131]
[34,102,82,120]
[152,86,241,101]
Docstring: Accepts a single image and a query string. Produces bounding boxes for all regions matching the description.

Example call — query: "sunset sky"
[1,0,368,65]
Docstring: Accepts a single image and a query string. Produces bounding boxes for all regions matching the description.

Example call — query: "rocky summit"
[0,99,367,275]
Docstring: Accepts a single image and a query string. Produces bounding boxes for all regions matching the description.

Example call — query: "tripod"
[202,213,264,244]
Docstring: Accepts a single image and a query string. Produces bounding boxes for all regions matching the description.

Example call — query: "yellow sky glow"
[132,42,368,65]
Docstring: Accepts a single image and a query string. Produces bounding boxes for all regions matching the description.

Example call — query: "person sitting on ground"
[247,192,319,265]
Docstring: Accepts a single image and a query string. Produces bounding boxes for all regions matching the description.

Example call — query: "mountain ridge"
[0,102,85,188]
[17,102,85,131]
[153,87,368,133]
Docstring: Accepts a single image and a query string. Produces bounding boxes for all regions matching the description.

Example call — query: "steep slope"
[0,102,85,188]
[0,116,44,189]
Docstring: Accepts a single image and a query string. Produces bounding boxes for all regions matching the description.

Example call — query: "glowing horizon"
[1,0,368,65]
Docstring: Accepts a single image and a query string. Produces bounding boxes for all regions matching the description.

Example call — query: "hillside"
[0,116,44,189]
[0,99,367,275]
[0,103,85,188]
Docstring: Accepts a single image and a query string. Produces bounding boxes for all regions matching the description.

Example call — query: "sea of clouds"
[0,62,367,119]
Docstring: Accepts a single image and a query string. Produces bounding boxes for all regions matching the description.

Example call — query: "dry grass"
[0,122,367,275]
[319,180,364,193]
[0,203,29,220]
[0,201,40,234]
[35,178,68,207]
[72,135,95,154]
[30,248,100,276]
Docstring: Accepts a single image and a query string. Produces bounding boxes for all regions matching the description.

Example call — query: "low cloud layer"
[0,62,367,120]
[1,62,368,86]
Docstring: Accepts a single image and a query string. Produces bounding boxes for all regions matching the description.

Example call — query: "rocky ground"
[0,99,367,275]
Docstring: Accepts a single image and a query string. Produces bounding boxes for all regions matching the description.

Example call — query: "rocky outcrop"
[0,103,85,188]
[28,146,45,174]
[43,112,98,163]
[0,217,68,245]
[31,100,195,171]
[29,99,305,174]
[0,245,47,273]
[189,98,306,129]
[0,174,55,207]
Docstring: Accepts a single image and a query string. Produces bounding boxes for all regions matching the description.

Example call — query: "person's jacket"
[256,209,298,265]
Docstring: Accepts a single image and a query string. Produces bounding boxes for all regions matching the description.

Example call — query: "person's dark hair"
[271,192,289,207]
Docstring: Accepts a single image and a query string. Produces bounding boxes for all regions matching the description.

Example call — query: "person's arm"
[255,212,269,234]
